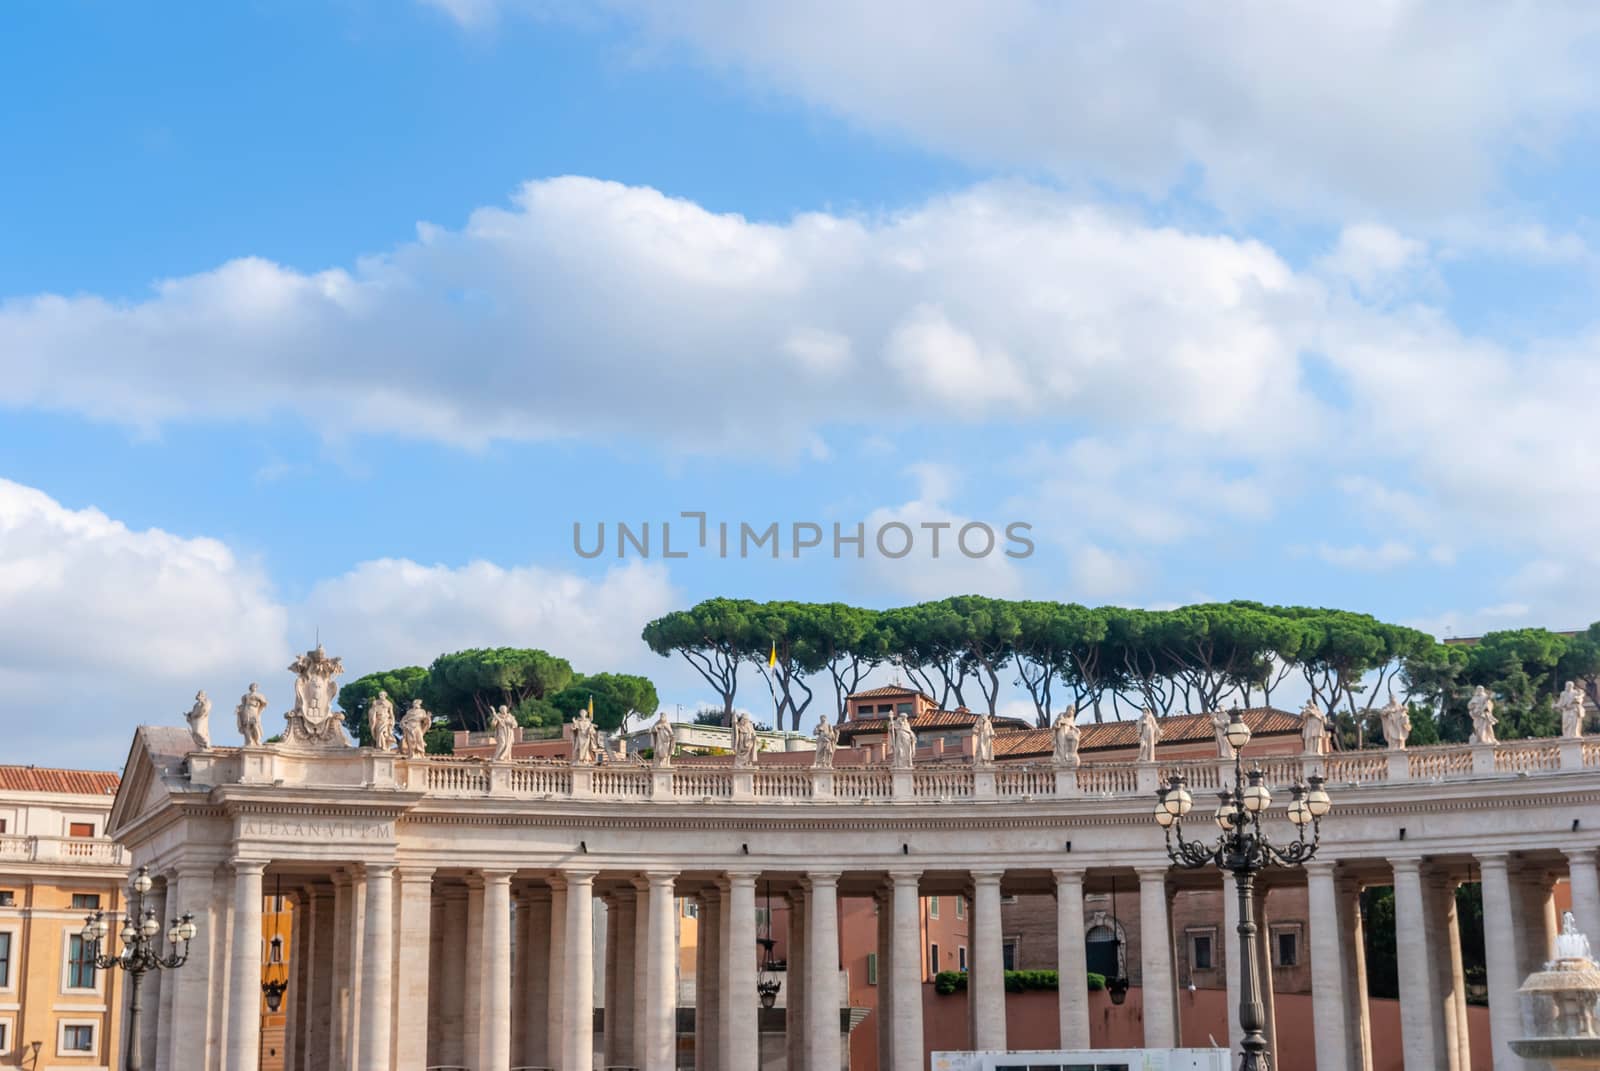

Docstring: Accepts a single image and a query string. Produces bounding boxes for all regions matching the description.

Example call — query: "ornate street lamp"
[757,880,782,1009]
[80,866,197,1071]
[1155,707,1331,1071]
[261,877,289,1014]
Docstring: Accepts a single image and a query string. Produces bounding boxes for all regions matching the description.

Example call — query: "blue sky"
[4,2,1600,766]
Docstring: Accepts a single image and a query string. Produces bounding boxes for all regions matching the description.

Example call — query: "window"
[62,1023,95,1053]
[1189,931,1214,971]
[928,896,939,919]
[0,1020,8,1053]
[0,891,13,907]
[895,702,913,715]
[682,899,698,919]
[928,943,940,975]
[71,893,100,910]
[957,945,968,972]
[1274,929,1299,968]
[1002,939,1018,972]
[866,952,878,985]
[1086,924,1120,978]
[0,933,11,987]
[67,935,97,989]
[955,896,965,919]
[68,822,95,838]
[0,818,7,832]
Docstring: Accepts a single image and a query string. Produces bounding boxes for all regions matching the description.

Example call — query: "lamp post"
[80,865,197,1071]
[757,880,782,1010]
[1155,707,1332,1071]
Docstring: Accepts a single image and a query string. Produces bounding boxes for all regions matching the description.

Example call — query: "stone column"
[633,878,652,1065]
[521,886,553,1068]
[1566,848,1600,942]
[1053,869,1090,1051]
[1305,862,1352,1071]
[358,864,395,1071]
[1222,873,1244,1061]
[436,886,468,1069]
[156,874,181,1071]
[610,888,637,1068]
[479,871,514,1071]
[1137,866,1176,1049]
[1336,875,1372,1071]
[875,886,893,1071]
[1426,873,1468,1071]
[168,865,217,1071]
[645,871,679,1071]
[308,886,335,1071]
[970,870,1007,1051]
[226,861,266,1071]
[212,879,236,1068]
[806,872,843,1069]
[139,882,166,1069]
[890,871,924,1071]
[1252,885,1278,1058]
[698,890,721,1070]
[1392,858,1444,1069]
[787,889,808,1071]
[393,869,434,1071]
[725,872,760,1068]
[548,877,569,1049]
[604,894,621,1067]
[288,890,310,1071]
[464,876,485,1065]
[1478,854,1524,1071]
[563,870,597,1071]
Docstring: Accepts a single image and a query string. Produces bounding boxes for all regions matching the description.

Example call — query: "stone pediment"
[108,724,204,837]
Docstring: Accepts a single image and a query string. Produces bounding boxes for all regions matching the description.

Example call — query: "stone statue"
[1210,708,1234,759]
[889,710,917,769]
[1556,911,1594,963]
[283,644,349,749]
[1557,680,1588,739]
[235,683,267,748]
[974,712,996,766]
[1467,685,1499,745]
[1379,692,1411,750]
[399,700,431,759]
[1300,700,1328,756]
[1137,708,1161,764]
[183,690,211,749]
[1052,706,1081,768]
[489,704,518,762]
[650,712,675,768]
[368,689,396,752]
[732,712,759,768]
[571,709,599,766]
[813,717,839,769]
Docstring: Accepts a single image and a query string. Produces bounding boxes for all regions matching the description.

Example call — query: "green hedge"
[933,970,1106,995]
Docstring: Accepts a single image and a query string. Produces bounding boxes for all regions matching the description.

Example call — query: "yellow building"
[0,766,128,1070]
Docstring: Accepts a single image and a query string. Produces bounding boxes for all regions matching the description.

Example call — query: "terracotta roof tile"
[848,685,931,700]
[993,708,1300,758]
[0,766,122,796]
[838,708,1031,738]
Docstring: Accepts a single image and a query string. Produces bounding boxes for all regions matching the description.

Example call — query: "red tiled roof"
[993,708,1300,758]
[838,709,1031,738]
[848,685,931,701]
[0,766,122,796]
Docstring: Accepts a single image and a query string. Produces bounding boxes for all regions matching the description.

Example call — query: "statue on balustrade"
[1380,692,1411,750]
[1467,685,1499,745]
[283,644,349,749]
[489,704,518,762]
[889,710,917,769]
[813,716,838,769]
[733,712,759,767]
[1300,700,1328,756]
[399,700,431,758]
[365,689,396,751]
[974,712,996,766]
[1210,708,1234,758]
[1052,705,1081,768]
[235,683,267,747]
[1137,707,1161,763]
[183,690,212,750]
[1558,680,1588,739]
[571,708,599,765]
[650,712,675,767]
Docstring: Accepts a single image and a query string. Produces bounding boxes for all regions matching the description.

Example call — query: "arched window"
[1085,923,1121,978]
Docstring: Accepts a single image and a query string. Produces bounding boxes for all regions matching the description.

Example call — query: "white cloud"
[452,1,1600,222]
[1316,224,1433,300]
[1315,541,1417,572]
[1067,544,1143,601]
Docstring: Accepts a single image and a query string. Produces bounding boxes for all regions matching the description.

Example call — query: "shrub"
[933,969,1106,995]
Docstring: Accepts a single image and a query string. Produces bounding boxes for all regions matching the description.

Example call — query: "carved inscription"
[242,820,395,841]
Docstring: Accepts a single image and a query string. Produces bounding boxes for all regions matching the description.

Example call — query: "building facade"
[0,766,128,1070]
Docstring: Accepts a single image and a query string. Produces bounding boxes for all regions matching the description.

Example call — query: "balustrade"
[1407,745,1475,780]
[913,769,974,799]
[673,769,733,798]
[1322,752,1388,785]
[833,770,893,799]
[1495,739,1562,774]
[0,833,124,864]
[995,765,1055,797]
[752,769,813,799]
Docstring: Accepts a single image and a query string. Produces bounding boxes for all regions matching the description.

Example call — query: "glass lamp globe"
[80,917,97,942]
[1153,794,1175,827]
[167,924,182,945]
[1174,783,1193,816]
[1214,791,1236,830]
[1287,793,1311,826]
[1243,769,1271,813]
[178,918,198,942]
[94,916,110,941]
[1224,708,1252,751]
[120,921,137,944]
[133,868,154,895]
[1305,775,1332,817]
[142,913,162,938]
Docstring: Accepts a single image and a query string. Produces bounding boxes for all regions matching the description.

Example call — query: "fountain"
[1512,912,1600,1069]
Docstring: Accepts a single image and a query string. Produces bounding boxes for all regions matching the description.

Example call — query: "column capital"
[969,868,1005,885]
[478,868,516,884]
[1051,867,1086,885]
[1134,864,1171,881]
[231,858,268,876]
[1302,859,1339,876]
[175,860,220,879]
[557,868,597,886]
[1389,855,1425,875]
[801,871,841,888]
[644,870,678,889]
[397,866,435,884]
[1565,846,1599,865]
[724,870,761,886]
[888,869,922,887]
[363,862,398,879]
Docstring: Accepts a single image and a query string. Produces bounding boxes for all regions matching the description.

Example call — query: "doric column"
[1335,875,1372,1071]
[875,886,893,1071]
[645,871,680,1071]
[520,886,553,1067]
[1566,848,1600,944]
[287,890,310,1071]
[604,894,621,1067]
[226,861,266,1071]
[1426,872,1468,1071]
[1053,869,1089,1051]
[563,870,597,1071]
[787,889,808,1071]
[1478,855,1523,1071]
[548,877,569,1049]
[1391,858,1443,1068]
[698,889,721,1070]
[1137,866,1176,1049]
[890,871,924,1071]
[806,872,843,1069]
[725,872,760,1068]
[483,871,517,1071]
[610,888,637,1068]
[155,874,180,1071]
[632,878,651,1065]
[1252,885,1278,1058]
[308,886,335,1071]
[393,869,434,1071]
[970,870,1007,1051]
[435,886,468,1068]
[1305,863,1352,1071]
[358,864,395,1071]
[140,882,166,1069]
[168,865,218,1071]
[464,876,484,1065]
